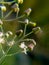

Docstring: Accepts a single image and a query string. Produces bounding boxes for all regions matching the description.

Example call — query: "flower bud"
[18,0,23,4]
[29,22,36,27]
[11,3,19,8]
[11,3,20,12]
[24,8,32,16]
[32,27,41,33]
[0,6,6,12]
[16,29,23,36]
[8,31,13,35]
[24,19,29,24]
[14,7,20,12]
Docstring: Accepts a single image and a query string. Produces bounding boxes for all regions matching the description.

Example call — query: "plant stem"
[3,14,25,21]
[0,1,14,5]
[4,10,13,19]
[24,24,27,36]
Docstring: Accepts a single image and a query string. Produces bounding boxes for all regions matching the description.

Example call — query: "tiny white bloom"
[19,42,27,49]
[22,48,27,54]
[0,38,5,44]
[19,42,25,49]
[0,32,4,37]
[8,41,15,46]
[19,42,27,54]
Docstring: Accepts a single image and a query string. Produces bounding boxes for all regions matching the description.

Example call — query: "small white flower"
[22,48,27,54]
[19,42,27,54]
[19,42,25,49]
[0,38,5,44]
[19,42,27,49]
[0,32,4,37]
[8,41,15,46]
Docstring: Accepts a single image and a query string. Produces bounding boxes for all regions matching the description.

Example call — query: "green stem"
[3,14,25,21]
[0,1,14,5]
[24,24,27,36]
[4,10,13,19]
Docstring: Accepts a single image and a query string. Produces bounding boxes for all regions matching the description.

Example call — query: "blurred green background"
[0,0,49,65]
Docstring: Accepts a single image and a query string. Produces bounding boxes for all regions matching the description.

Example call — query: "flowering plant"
[0,0,41,65]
